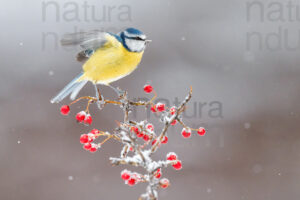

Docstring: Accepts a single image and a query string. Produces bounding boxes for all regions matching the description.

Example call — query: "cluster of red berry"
[166,152,182,170]
[121,169,170,188]
[150,102,166,113]
[76,111,92,125]
[57,83,206,199]
[130,123,154,142]
[79,129,101,153]
[121,170,143,186]
[152,169,170,188]
[129,122,169,146]
[60,105,93,125]
[181,126,206,138]
[151,135,168,145]
[145,85,207,139]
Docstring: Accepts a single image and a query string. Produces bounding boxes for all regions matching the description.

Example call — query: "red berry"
[155,168,161,178]
[121,170,131,180]
[170,106,176,115]
[84,114,92,125]
[143,84,153,93]
[172,160,182,170]
[60,105,70,115]
[80,134,89,144]
[137,132,144,138]
[161,136,168,144]
[76,111,86,122]
[146,123,154,132]
[155,172,161,179]
[181,128,191,138]
[83,143,91,150]
[143,134,150,141]
[151,105,157,112]
[160,178,170,188]
[89,144,98,153]
[171,119,177,125]
[151,139,157,146]
[131,126,139,134]
[166,152,177,161]
[129,147,133,151]
[90,129,100,135]
[127,177,136,186]
[197,127,206,136]
[156,103,165,112]
[87,133,95,143]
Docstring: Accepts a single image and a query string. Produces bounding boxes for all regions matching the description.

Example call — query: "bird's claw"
[96,95,105,110]
[116,87,126,98]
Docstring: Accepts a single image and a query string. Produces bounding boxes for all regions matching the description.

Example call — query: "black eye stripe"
[127,36,145,41]
[135,37,145,41]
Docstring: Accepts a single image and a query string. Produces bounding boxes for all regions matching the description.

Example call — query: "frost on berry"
[181,127,192,138]
[197,127,206,136]
[156,103,165,112]
[146,123,154,132]
[84,114,92,125]
[90,129,100,135]
[161,136,168,144]
[89,143,99,153]
[166,152,177,161]
[76,111,86,122]
[170,119,177,125]
[121,170,131,180]
[154,168,162,179]
[159,178,170,188]
[169,106,176,115]
[54,83,205,200]
[126,173,140,186]
[83,143,92,150]
[87,133,95,142]
[172,160,182,170]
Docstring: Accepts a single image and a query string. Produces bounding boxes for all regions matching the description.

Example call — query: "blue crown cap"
[125,27,144,35]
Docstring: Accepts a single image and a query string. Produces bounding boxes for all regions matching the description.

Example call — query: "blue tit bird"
[50,27,151,103]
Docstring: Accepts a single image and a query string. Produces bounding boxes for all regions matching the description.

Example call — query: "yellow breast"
[81,36,144,85]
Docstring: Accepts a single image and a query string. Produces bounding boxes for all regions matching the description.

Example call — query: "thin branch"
[151,87,192,153]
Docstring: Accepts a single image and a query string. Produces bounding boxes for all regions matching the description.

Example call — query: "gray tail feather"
[50,72,87,103]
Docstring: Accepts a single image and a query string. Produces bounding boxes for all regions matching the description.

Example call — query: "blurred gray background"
[1,0,300,199]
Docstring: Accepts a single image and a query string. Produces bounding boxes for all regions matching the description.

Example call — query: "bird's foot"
[96,96,105,110]
[94,84,105,110]
[115,87,126,98]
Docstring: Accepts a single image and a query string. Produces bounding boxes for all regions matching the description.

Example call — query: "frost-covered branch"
[58,84,206,200]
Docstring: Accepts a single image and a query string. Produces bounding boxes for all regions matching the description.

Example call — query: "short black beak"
[145,39,152,44]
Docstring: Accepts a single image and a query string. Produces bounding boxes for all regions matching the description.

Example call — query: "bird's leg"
[94,84,104,109]
[107,84,125,98]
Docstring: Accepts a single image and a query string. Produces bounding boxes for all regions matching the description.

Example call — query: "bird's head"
[120,28,151,52]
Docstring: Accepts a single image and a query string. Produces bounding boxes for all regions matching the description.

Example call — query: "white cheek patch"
[125,39,145,52]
